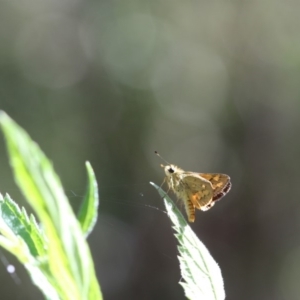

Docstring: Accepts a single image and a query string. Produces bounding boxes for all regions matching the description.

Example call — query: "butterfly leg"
[158,177,172,200]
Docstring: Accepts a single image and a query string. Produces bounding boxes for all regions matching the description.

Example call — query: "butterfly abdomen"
[183,195,195,222]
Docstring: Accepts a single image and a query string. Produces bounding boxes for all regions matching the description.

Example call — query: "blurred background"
[0,0,300,299]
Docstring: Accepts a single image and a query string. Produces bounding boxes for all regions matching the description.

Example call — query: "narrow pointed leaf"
[77,162,99,237]
[0,111,102,300]
[150,182,225,300]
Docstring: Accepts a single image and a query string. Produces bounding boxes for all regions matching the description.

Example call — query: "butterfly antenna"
[154,151,170,165]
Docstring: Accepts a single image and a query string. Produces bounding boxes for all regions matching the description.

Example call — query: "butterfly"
[161,163,231,222]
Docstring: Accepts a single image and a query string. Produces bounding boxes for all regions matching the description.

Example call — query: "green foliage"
[77,162,99,238]
[0,111,102,300]
[0,110,226,300]
[151,182,225,300]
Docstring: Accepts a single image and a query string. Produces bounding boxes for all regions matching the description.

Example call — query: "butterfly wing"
[182,175,214,211]
[199,173,231,202]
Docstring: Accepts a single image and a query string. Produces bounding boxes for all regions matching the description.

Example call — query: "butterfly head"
[162,164,179,176]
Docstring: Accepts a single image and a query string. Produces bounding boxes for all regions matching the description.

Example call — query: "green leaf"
[77,162,99,237]
[0,193,61,299]
[0,193,46,258]
[0,111,102,300]
[150,182,225,300]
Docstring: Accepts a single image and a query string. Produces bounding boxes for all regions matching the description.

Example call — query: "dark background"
[1,1,300,299]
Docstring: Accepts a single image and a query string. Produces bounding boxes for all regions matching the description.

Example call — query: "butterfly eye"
[168,168,174,173]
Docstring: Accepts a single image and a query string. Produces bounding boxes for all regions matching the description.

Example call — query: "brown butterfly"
[159,159,231,222]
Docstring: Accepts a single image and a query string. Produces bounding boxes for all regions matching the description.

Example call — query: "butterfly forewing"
[199,173,231,202]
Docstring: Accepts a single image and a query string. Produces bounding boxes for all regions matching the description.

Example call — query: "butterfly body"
[163,164,231,222]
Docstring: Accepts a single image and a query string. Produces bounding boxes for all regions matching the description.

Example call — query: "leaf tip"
[149,182,159,189]
[0,111,9,123]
